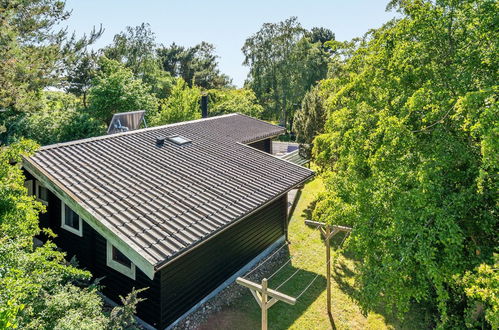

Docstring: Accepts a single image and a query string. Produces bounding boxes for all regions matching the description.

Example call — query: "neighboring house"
[22,114,313,329]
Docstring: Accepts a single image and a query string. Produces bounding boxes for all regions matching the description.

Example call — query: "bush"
[206,89,263,118]
[0,141,144,329]
[88,57,158,124]
[15,92,104,145]
[151,78,201,125]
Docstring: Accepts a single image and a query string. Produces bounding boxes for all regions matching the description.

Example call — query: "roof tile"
[27,114,313,265]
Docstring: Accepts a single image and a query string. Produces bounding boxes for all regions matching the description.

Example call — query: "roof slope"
[280,150,309,167]
[26,114,313,267]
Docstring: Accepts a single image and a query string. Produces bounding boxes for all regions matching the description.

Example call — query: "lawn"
[199,175,430,330]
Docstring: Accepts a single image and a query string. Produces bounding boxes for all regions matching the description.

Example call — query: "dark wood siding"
[34,187,161,327]
[159,195,287,328]
[248,138,272,153]
[26,169,288,329]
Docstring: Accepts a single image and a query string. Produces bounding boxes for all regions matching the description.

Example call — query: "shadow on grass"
[330,257,432,329]
[266,266,327,330]
[301,196,318,220]
[226,246,331,330]
[331,259,360,300]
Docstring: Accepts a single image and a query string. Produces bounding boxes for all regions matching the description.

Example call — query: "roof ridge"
[40,113,239,151]
[234,112,285,131]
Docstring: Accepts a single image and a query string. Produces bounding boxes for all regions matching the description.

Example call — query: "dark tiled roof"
[27,114,313,266]
[280,150,309,167]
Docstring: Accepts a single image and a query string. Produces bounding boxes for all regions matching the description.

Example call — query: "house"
[22,113,314,329]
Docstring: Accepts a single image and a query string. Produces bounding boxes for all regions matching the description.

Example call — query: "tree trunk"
[83,92,87,109]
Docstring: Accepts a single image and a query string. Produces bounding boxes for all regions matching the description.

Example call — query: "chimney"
[156,136,165,146]
[201,95,208,118]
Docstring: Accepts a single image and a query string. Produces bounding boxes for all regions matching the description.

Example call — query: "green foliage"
[457,255,499,328]
[0,140,41,238]
[206,89,263,118]
[0,0,69,115]
[293,85,326,144]
[242,17,331,126]
[65,51,99,108]
[103,23,159,78]
[102,23,177,99]
[151,78,201,125]
[88,57,159,124]
[157,42,232,89]
[0,141,145,329]
[307,27,335,46]
[108,288,147,330]
[13,92,104,145]
[312,0,498,327]
[0,0,102,144]
[0,140,103,328]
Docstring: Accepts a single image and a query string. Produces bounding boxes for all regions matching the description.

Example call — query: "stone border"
[171,244,290,330]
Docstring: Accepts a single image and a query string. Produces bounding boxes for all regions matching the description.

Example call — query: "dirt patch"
[171,245,289,330]
[197,310,257,330]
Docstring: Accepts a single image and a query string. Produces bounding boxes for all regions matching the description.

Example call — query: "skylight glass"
[167,135,191,145]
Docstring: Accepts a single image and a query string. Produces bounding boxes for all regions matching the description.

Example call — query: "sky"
[63,0,397,87]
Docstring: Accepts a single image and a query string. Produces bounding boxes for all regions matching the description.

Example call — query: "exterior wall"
[25,170,288,329]
[158,194,287,328]
[248,138,272,153]
[25,172,161,327]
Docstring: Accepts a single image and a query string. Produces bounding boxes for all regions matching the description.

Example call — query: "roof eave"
[243,131,285,145]
[22,156,157,280]
[153,171,314,272]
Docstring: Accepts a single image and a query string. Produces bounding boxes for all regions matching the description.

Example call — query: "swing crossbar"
[304,220,352,233]
[236,277,296,305]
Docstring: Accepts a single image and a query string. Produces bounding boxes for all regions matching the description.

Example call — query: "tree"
[206,89,263,118]
[293,85,326,144]
[308,27,335,47]
[103,23,158,78]
[88,57,158,124]
[0,0,102,144]
[312,0,498,327]
[15,91,103,145]
[151,78,201,125]
[103,23,176,99]
[0,141,144,328]
[157,42,232,89]
[65,51,99,108]
[242,17,331,128]
[289,37,329,128]
[457,255,499,329]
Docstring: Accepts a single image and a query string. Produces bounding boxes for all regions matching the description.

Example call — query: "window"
[106,241,136,280]
[112,246,132,268]
[24,180,34,196]
[167,135,191,145]
[35,181,49,205]
[61,201,83,236]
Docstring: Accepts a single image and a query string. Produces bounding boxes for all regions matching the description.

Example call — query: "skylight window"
[167,135,191,145]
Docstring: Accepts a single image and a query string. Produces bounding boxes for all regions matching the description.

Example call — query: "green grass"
[199,176,429,330]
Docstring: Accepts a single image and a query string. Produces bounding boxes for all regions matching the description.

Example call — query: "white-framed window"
[106,241,136,280]
[24,180,34,196]
[35,181,49,205]
[61,201,83,237]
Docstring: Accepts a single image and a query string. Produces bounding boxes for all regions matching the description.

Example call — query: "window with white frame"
[106,241,136,280]
[35,181,49,205]
[61,201,83,236]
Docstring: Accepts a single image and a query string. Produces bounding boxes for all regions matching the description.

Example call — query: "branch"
[411,106,454,133]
